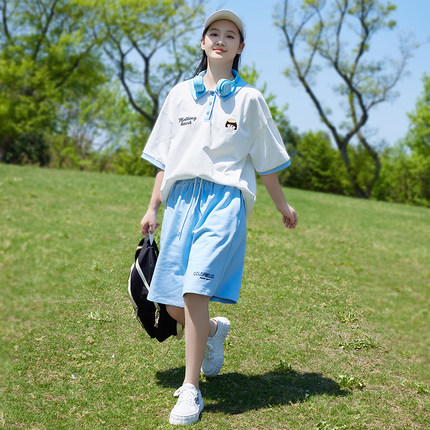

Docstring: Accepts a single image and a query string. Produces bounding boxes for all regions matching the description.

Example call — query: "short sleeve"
[249,116,291,175]
[141,92,174,170]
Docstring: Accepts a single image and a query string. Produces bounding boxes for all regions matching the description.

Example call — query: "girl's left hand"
[279,203,298,229]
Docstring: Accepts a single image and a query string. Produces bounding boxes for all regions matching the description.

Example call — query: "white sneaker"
[201,317,230,377]
[169,383,204,425]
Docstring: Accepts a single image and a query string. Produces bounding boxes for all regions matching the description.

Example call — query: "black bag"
[128,236,183,342]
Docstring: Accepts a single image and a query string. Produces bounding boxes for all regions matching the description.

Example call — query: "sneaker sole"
[169,410,203,425]
[169,399,204,426]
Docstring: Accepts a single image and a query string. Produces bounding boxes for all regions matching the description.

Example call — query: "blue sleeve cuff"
[258,160,291,176]
[141,153,165,170]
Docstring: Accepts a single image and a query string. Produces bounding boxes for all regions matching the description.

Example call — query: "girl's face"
[201,19,244,66]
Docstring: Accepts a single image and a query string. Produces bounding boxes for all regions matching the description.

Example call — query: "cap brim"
[203,9,246,40]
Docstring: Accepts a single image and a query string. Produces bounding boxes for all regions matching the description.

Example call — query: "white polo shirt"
[142,76,290,215]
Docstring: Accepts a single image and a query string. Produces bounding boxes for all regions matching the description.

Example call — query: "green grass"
[1,163,429,429]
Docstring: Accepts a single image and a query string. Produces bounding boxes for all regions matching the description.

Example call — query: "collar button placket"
[204,91,216,122]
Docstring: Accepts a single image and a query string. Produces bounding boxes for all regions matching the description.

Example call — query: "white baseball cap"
[203,9,246,41]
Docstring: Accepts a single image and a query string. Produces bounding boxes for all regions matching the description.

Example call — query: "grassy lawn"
[1,163,429,429]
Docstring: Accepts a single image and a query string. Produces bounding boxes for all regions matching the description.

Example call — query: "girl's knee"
[166,305,185,325]
[183,293,211,306]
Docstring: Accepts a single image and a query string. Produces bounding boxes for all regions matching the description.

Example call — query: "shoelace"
[173,386,199,407]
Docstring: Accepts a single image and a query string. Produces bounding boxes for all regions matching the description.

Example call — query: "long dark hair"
[194,26,244,76]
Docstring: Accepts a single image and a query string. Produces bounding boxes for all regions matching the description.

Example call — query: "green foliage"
[406,74,430,158]
[338,374,366,390]
[339,336,378,351]
[274,360,294,374]
[280,131,350,194]
[43,80,156,176]
[2,133,50,166]
[109,117,154,177]
[346,141,381,196]
[0,0,108,163]
[336,310,358,324]
[240,64,260,86]
[0,55,58,154]
[372,75,430,207]
[372,141,430,207]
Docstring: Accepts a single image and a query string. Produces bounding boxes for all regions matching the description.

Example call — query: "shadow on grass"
[156,367,349,414]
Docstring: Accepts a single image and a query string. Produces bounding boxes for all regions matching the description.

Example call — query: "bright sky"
[203,0,430,146]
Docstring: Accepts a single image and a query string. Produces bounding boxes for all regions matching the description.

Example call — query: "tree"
[98,0,205,128]
[372,142,412,204]
[275,0,411,198]
[47,81,147,173]
[370,76,429,207]
[280,130,350,194]
[406,74,430,158]
[0,0,107,163]
[403,74,430,205]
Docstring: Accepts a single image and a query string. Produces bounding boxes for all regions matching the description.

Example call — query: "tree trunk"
[356,131,381,198]
[338,143,367,198]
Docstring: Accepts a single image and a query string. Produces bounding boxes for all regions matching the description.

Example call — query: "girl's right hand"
[140,208,160,236]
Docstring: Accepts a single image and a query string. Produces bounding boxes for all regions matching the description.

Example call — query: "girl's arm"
[260,172,298,229]
[140,169,164,235]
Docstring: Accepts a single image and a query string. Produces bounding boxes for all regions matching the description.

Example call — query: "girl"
[140,9,297,426]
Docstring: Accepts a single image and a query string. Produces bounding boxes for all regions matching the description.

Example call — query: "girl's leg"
[167,304,217,337]
[168,294,227,425]
[182,293,213,389]
[169,293,209,426]
[166,305,185,326]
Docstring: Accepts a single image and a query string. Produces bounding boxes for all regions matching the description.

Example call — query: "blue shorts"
[147,178,247,308]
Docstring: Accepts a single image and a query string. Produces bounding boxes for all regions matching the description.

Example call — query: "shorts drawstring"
[177,178,204,239]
